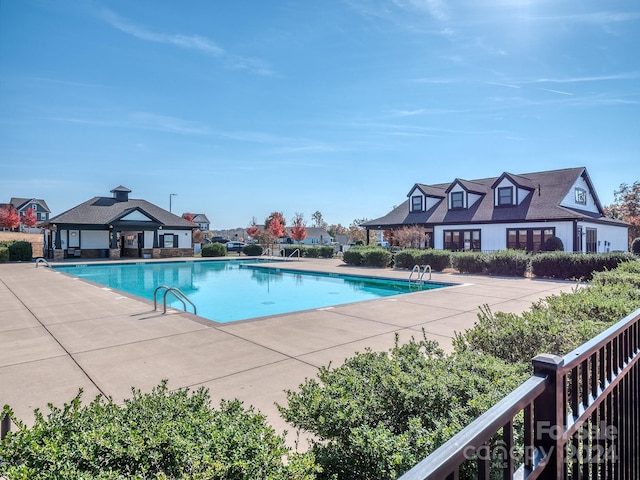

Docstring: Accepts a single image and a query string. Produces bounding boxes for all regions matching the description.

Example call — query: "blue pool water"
[54,260,450,323]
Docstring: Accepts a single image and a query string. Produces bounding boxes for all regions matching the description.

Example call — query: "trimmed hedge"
[451,251,487,274]
[530,251,634,280]
[486,249,529,277]
[0,247,8,263]
[632,238,640,255]
[0,241,33,261]
[393,249,451,271]
[243,243,263,256]
[343,246,392,267]
[201,243,227,257]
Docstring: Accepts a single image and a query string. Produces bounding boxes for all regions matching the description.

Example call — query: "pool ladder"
[409,264,431,285]
[35,257,51,268]
[153,285,197,315]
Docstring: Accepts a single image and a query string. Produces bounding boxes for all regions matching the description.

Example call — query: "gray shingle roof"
[363,167,626,228]
[47,196,194,228]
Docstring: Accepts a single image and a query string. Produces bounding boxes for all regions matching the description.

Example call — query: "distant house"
[43,186,195,260]
[183,213,210,231]
[362,167,628,253]
[5,197,51,228]
[286,227,333,245]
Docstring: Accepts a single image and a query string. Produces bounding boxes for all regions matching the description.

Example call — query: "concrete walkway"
[0,258,577,439]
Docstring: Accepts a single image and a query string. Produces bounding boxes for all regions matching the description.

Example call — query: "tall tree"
[265,212,286,241]
[21,207,38,228]
[604,181,640,245]
[289,213,307,244]
[311,210,328,230]
[348,218,368,244]
[0,205,20,230]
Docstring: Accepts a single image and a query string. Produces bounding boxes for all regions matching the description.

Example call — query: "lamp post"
[169,193,177,213]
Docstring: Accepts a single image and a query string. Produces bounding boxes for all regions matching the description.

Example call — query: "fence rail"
[399,307,640,480]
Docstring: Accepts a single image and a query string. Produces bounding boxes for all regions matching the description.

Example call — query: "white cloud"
[98,8,273,76]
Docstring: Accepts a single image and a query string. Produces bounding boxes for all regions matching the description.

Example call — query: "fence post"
[1,412,10,440]
[532,353,565,480]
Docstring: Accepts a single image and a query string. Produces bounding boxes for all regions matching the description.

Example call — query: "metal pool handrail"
[153,285,197,315]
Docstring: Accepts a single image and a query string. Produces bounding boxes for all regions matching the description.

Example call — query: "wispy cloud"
[486,81,520,89]
[98,8,273,76]
[531,72,640,84]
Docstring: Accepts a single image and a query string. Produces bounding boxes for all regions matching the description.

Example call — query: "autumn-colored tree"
[289,213,307,244]
[393,225,430,249]
[247,217,260,238]
[265,212,285,240]
[604,181,640,246]
[348,218,368,245]
[21,207,38,228]
[327,224,347,238]
[0,205,21,230]
[182,213,194,223]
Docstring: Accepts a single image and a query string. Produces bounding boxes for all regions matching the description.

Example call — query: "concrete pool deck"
[0,257,578,440]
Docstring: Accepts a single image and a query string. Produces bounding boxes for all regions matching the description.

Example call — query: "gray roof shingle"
[363,167,626,228]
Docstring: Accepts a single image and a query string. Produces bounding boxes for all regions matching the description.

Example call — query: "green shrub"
[531,252,634,280]
[319,246,334,258]
[201,242,226,257]
[243,243,263,256]
[304,247,321,258]
[362,248,392,267]
[451,251,488,274]
[632,237,640,255]
[454,264,640,364]
[414,249,451,271]
[0,381,317,480]
[7,241,32,261]
[542,236,564,251]
[0,247,8,263]
[279,337,528,480]
[486,249,528,277]
[343,246,366,266]
[393,249,421,269]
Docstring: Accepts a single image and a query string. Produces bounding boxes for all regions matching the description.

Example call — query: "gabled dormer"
[491,173,535,207]
[445,179,486,210]
[407,184,445,213]
[559,168,602,214]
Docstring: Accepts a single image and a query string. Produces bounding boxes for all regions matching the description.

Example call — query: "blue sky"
[1,1,638,230]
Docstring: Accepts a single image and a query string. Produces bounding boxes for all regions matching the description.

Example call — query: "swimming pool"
[54,260,451,323]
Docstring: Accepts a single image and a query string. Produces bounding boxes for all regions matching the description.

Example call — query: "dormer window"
[575,188,586,205]
[497,187,513,206]
[451,191,464,209]
[411,195,423,212]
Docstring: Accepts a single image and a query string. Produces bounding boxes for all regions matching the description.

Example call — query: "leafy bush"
[279,337,529,480]
[319,246,334,258]
[6,241,32,261]
[0,381,317,480]
[304,247,321,258]
[542,236,564,251]
[453,304,609,364]
[454,266,640,364]
[201,242,227,257]
[0,247,8,263]
[414,249,451,271]
[632,237,640,255]
[392,249,450,271]
[362,248,392,267]
[243,243,263,256]
[486,249,528,277]
[393,249,421,269]
[451,251,488,274]
[531,252,634,280]
[342,246,366,266]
